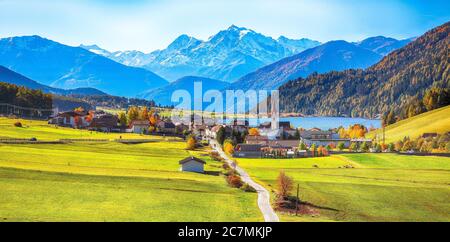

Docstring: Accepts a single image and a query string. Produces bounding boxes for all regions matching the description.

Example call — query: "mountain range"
[81,25,321,82]
[0,65,106,96]
[231,40,385,91]
[141,76,229,107]
[278,21,449,118]
[0,36,168,97]
[0,26,415,107]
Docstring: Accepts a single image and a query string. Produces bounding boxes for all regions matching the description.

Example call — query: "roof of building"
[57,110,87,117]
[236,144,262,152]
[300,130,333,138]
[268,140,299,148]
[246,135,269,141]
[131,120,150,126]
[158,120,175,128]
[179,156,206,165]
[211,125,223,133]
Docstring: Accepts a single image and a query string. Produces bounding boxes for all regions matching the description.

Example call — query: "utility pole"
[295,184,299,216]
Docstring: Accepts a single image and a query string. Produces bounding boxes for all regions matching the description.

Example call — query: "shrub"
[13,121,22,127]
[337,142,345,151]
[210,151,222,161]
[394,141,404,152]
[222,163,231,170]
[387,143,395,152]
[349,142,358,152]
[446,142,450,152]
[223,169,238,177]
[360,142,369,152]
[227,175,243,188]
[241,183,256,193]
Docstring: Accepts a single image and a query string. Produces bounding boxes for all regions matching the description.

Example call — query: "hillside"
[0,65,106,96]
[141,76,229,107]
[279,21,450,117]
[0,36,168,97]
[368,105,450,143]
[355,36,413,56]
[232,40,383,91]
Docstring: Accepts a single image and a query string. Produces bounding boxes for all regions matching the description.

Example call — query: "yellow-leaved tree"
[186,135,196,150]
[248,128,260,136]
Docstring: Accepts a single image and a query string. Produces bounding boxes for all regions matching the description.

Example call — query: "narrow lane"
[210,139,279,222]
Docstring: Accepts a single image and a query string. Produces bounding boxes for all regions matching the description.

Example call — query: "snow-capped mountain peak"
[82,26,322,82]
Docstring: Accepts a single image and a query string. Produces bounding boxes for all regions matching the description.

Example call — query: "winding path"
[210,139,279,222]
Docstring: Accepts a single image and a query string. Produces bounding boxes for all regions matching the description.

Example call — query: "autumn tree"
[118,112,127,127]
[74,107,85,113]
[248,128,260,136]
[74,115,82,128]
[139,106,149,121]
[186,135,196,150]
[223,139,235,155]
[360,142,369,152]
[298,141,307,151]
[276,171,294,199]
[310,143,317,157]
[149,112,160,127]
[423,87,450,111]
[127,106,139,123]
[85,111,94,123]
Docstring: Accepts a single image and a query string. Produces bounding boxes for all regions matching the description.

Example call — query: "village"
[49,106,378,162]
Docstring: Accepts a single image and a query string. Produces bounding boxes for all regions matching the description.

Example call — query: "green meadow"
[0,118,261,221]
[368,105,450,143]
[237,154,450,222]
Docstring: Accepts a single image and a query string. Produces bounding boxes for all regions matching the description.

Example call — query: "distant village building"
[259,121,296,139]
[179,156,206,173]
[89,111,118,132]
[233,144,263,158]
[157,120,176,134]
[49,110,89,128]
[245,135,269,145]
[207,125,223,139]
[130,120,150,134]
[300,130,350,147]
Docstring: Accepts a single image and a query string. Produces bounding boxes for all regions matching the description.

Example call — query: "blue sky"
[0,0,448,52]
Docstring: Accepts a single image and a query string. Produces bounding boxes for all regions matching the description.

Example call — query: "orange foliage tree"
[186,135,196,150]
[248,128,260,136]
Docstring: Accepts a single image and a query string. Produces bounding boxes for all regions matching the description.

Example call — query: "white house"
[179,156,206,173]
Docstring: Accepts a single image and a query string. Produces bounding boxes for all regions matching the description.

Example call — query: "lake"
[225,116,381,130]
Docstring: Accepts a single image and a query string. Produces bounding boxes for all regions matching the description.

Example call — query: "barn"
[179,156,206,173]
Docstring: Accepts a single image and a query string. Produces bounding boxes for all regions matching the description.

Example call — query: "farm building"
[233,144,263,158]
[130,120,150,134]
[179,156,206,173]
[157,120,176,134]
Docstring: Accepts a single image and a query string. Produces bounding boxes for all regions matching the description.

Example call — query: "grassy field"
[0,118,261,221]
[0,117,161,141]
[236,154,450,222]
[368,106,450,143]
